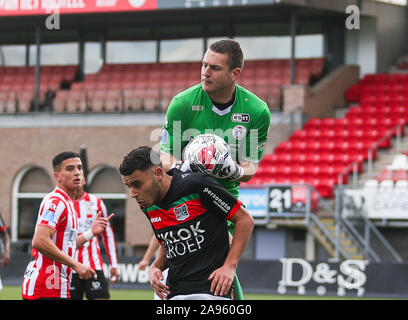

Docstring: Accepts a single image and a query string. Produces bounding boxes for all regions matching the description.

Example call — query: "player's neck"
[73,189,85,201]
[59,185,80,201]
[208,84,236,104]
[159,175,173,202]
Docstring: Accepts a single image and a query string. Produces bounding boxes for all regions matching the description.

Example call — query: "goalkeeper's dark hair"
[119,146,162,176]
[52,151,81,171]
[210,39,244,70]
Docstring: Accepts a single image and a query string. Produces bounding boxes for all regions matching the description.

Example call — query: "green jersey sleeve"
[160,95,188,160]
[241,103,271,163]
[160,85,203,160]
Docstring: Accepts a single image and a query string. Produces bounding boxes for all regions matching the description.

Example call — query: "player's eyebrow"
[65,164,82,170]
[130,180,142,188]
[123,177,141,188]
[202,61,223,70]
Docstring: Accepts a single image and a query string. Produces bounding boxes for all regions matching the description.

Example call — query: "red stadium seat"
[303,118,323,130]
[345,84,360,103]
[377,169,393,182]
[53,97,66,112]
[290,129,308,142]
[394,170,408,182]
[260,153,279,166]
[335,118,352,130]
[305,153,322,164]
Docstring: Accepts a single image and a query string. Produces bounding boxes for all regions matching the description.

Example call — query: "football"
[182,134,230,174]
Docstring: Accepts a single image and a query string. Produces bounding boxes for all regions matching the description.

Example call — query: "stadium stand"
[0,57,325,114]
[371,153,408,184]
[244,72,408,198]
[49,57,325,113]
[0,65,77,113]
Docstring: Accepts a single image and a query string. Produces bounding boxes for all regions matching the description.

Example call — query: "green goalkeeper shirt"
[160,83,271,198]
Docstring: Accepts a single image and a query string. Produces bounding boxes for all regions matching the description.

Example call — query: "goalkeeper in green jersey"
[144,39,270,300]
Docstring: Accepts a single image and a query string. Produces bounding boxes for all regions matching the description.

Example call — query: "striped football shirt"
[22,187,78,299]
[74,192,118,271]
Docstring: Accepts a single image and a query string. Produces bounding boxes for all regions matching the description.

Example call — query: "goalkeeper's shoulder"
[237,84,269,110]
[167,84,202,114]
[238,85,271,127]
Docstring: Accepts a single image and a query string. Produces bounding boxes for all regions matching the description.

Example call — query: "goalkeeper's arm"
[210,153,258,182]
[159,145,259,182]
[238,161,259,182]
[159,152,179,172]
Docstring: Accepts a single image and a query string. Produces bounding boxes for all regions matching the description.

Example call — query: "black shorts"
[69,270,110,300]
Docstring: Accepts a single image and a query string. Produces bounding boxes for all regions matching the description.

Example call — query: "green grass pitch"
[0,285,388,300]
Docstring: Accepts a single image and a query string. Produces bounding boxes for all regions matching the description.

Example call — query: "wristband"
[83,229,95,241]
[229,165,244,181]
[170,161,183,170]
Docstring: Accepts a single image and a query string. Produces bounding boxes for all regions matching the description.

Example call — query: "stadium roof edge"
[0,3,352,45]
[0,111,283,128]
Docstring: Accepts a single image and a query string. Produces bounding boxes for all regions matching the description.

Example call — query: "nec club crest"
[173,204,190,221]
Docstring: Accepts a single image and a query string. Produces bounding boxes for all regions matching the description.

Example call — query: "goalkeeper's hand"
[179,140,244,181]
[209,153,244,181]
[170,160,206,173]
[179,154,244,181]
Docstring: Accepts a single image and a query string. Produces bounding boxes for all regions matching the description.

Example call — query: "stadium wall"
[0,125,160,247]
[0,120,285,250]
[3,251,408,298]
[283,64,360,118]
[364,0,408,73]
[345,1,408,76]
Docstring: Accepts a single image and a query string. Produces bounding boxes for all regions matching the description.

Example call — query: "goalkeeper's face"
[201,49,240,97]
[122,167,164,208]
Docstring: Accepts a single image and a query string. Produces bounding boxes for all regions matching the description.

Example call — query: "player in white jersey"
[0,212,10,293]
[22,151,114,300]
[70,179,119,300]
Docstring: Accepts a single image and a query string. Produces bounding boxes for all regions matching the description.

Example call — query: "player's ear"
[232,68,241,82]
[53,171,61,183]
[153,166,164,180]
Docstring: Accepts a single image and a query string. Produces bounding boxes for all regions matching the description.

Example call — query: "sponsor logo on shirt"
[161,129,169,144]
[192,105,204,111]
[150,217,162,223]
[173,204,190,221]
[231,113,250,123]
[156,221,206,259]
[202,187,231,213]
[232,125,247,140]
[91,280,102,291]
[42,210,55,223]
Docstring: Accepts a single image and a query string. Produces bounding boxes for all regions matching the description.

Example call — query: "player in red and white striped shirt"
[22,152,113,300]
[0,212,10,293]
[70,178,119,300]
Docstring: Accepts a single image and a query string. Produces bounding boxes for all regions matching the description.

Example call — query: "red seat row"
[244,175,337,198]
[376,169,408,182]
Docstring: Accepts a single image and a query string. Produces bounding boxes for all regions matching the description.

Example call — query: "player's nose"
[129,188,139,198]
[202,65,211,76]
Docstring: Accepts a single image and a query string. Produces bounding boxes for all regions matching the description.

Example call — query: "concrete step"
[310,226,336,258]
[309,211,368,260]
[349,255,365,260]
[343,246,360,254]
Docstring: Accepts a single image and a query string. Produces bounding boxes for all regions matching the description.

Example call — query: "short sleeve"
[198,175,242,221]
[39,197,67,230]
[0,213,6,232]
[242,106,271,163]
[160,97,184,159]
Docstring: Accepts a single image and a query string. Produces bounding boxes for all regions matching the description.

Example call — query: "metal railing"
[337,124,403,187]
[336,186,404,263]
[367,124,402,174]
[245,181,404,262]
